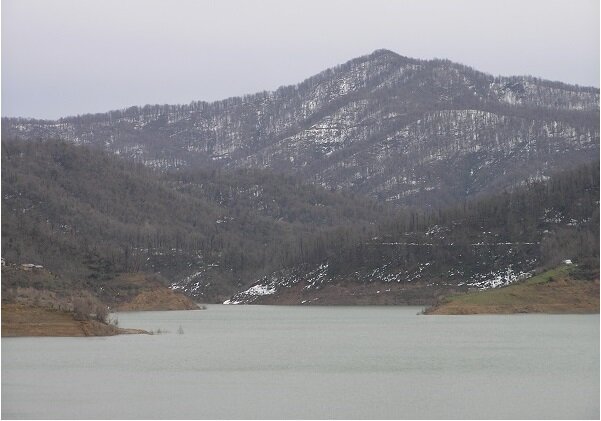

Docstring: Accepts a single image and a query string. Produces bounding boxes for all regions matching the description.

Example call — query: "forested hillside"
[223,161,599,304]
[1,139,389,301]
[2,140,597,305]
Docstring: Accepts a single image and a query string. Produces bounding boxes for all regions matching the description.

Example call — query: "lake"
[2,305,599,419]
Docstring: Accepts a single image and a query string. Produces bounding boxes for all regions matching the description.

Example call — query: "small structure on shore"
[20,263,44,271]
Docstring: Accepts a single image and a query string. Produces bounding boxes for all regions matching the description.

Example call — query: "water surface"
[2,305,599,419]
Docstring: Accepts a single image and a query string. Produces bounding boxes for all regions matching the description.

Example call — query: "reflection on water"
[2,305,599,419]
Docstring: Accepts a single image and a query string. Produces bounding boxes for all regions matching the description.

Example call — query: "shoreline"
[424,266,599,315]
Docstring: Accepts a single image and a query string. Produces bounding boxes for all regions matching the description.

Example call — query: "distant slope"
[3,49,599,208]
[424,266,599,314]
[0,264,197,312]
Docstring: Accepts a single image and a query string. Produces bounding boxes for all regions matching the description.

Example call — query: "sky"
[2,0,599,119]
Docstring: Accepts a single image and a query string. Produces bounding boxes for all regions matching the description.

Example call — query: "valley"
[2,2,599,419]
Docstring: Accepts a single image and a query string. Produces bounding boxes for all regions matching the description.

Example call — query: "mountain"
[3,49,599,208]
[2,50,599,306]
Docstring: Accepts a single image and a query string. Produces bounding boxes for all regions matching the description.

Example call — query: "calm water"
[2,305,599,419]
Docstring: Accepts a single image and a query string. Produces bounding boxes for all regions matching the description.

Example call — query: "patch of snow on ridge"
[467,265,534,290]
[223,263,329,304]
[244,284,277,296]
[223,279,279,305]
[222,299,240,305]
[303,263,329,290]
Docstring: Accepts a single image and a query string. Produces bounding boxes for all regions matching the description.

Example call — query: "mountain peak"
[368,48,401,58]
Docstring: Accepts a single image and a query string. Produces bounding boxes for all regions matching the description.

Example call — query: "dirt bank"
[1,304,147,337]
[115,288,199,311]
[260,282,440,305]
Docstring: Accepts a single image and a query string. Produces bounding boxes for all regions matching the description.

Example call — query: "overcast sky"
[2,0,599,119]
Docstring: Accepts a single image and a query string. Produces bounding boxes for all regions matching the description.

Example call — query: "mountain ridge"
[4,49,598,210]
[3,48,599,122]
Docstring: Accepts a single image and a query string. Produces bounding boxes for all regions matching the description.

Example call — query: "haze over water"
[2,306,599,419]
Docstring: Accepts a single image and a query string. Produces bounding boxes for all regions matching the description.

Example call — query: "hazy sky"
[2,0,599,119]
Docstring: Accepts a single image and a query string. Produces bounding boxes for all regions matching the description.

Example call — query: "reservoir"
[2,305,599,419]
